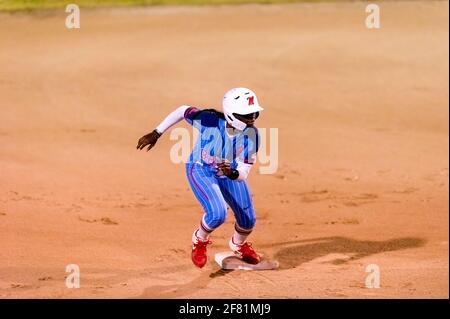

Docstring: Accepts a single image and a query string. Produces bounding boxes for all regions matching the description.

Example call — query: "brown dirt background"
[0,1,448,298]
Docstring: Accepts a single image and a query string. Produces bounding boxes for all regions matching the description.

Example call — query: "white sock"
[232,231,248,245]
[196,227,210,241]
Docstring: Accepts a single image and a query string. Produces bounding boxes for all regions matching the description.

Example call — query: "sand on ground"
[0,1,448,298]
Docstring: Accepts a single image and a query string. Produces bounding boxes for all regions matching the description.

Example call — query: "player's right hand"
[136,129,161,151]
[217,161,232,176]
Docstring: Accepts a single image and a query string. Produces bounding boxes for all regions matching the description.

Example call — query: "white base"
[214,251,279,270]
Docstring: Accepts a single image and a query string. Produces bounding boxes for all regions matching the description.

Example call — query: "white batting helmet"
[222,87,264,130]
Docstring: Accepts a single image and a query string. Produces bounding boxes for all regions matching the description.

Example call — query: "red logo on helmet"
[247,96,254,106]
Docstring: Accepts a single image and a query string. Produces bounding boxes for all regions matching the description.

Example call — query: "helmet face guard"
[223,88,263,130]
[234,112,260,121]
[232,112,259,127]
[225,113,247,131]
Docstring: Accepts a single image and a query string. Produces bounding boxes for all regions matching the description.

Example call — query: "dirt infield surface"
[0,1,448,298]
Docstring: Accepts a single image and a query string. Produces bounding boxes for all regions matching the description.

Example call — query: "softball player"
[137,88,263,268]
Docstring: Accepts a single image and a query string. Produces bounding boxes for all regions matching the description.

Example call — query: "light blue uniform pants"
[186,162,256,233]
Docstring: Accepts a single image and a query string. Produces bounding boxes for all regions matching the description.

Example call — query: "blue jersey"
[184,107,259,175]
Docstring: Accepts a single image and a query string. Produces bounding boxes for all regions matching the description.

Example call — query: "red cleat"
[229,238,261,264]
[191,231,211,268]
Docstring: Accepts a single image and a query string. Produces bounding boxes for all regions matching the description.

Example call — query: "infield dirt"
[0,1,448,298]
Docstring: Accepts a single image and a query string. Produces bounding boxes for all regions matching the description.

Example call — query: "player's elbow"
[178,104,190,114]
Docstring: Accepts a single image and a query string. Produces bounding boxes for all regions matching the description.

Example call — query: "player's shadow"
[271,236,426,269]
